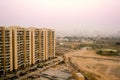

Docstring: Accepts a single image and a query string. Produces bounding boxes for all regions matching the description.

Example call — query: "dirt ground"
[64,49,120,80]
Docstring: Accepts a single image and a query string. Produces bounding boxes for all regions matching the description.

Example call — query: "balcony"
[5,56,10,59]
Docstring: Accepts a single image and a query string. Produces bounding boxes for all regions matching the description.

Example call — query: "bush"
[96,50,120,56]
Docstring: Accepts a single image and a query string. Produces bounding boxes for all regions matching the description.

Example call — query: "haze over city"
[0,0,120,36]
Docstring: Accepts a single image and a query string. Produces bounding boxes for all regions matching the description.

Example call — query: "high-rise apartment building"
[0,27,13,75]
[30,28,55,62]
[30,28,39,64]
[47,29,55,59]
[40,28,55,61]
[12,26,31,70]
[0,26,55,75]
[39,28,47,61]
[24,28,31,66]
[48,29,55,58]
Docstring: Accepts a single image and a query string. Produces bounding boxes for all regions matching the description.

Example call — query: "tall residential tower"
[40,28,55,61]
[12,26,31,70]
[0,26,55,76]
[0,27,13,75]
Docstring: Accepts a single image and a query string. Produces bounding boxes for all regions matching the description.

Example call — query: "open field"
[64,49,120,80]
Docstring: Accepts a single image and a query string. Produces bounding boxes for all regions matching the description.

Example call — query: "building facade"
[40,28,55,61]
[47,29,55,59]
[24,28,31,66]
[0,26,55,75]
[12,27,31,70]
[40,28,47,61]
[30,28,40,64]
[0,27,13,75]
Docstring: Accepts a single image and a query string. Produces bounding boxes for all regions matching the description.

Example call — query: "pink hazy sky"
[0,0,120,36]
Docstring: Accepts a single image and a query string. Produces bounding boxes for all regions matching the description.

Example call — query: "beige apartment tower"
[11,26,31,70]
[0,26,55,74]
[40,28,55,61]
[0,27,13,75]
[30,28,55,63]
[39,28,47,61]
[30,28,40,64]
[47,29,55,59]
[24,28,32,66]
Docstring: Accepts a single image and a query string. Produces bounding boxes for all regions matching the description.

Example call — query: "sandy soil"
[64,49,120,80]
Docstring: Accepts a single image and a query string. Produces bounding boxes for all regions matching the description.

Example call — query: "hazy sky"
[0,0,120,36]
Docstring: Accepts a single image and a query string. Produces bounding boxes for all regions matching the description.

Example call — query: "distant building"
[0,27,13,75]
